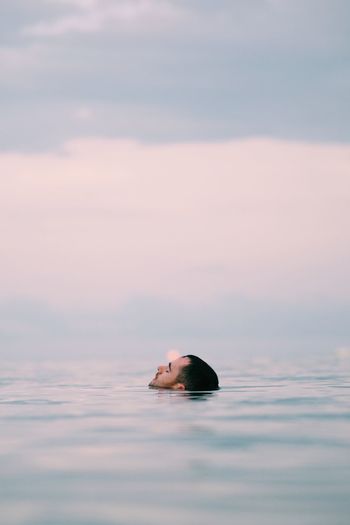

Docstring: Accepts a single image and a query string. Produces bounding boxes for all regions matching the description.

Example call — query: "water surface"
[1,357,350,525]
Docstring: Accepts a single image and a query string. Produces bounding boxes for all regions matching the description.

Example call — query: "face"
[149,356,190,389]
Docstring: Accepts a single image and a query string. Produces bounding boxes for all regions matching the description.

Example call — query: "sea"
[1,355,350,525]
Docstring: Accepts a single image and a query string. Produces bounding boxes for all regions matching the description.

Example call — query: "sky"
[1,0,350,360]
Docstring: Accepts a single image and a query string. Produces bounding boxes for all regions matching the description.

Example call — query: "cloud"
[23,0,184,36]
[1,2,349,358]
[0,44,43,84]
[1,137,350,310]
[73,106,94,121]
[1,1,349,149]
[1,136,350,357]
[20,0,350,53]
[2,293,350,359]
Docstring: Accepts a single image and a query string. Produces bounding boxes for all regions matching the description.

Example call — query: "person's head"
[148,355,219,391]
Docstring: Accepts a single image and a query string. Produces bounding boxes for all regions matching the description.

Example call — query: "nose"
[157,365,167,373]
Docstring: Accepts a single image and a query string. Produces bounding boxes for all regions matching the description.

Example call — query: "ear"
[172,383,186,390]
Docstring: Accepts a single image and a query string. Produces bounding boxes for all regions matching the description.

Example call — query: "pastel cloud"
[23,0,183,36]
[1,1,349,150]
[1,138,349,310]
[0,1,348,358]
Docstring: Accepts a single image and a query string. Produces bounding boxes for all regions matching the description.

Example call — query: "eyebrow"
[168,362,172,371]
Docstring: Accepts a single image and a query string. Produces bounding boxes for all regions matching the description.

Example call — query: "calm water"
[1,356,350,525]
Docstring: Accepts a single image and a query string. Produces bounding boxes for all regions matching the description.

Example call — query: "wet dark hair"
[177,355,219,391]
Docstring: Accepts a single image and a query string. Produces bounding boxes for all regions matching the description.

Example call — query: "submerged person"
[149,355,219,391]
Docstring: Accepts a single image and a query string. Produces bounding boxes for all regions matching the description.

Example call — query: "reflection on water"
[181,391,217,401]
[0,356,350,525]
[151,388,217,401]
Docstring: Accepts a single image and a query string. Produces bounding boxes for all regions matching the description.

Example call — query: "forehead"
[172,356,190,369]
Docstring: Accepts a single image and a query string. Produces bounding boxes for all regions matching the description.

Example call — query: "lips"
[149,373,158,386]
